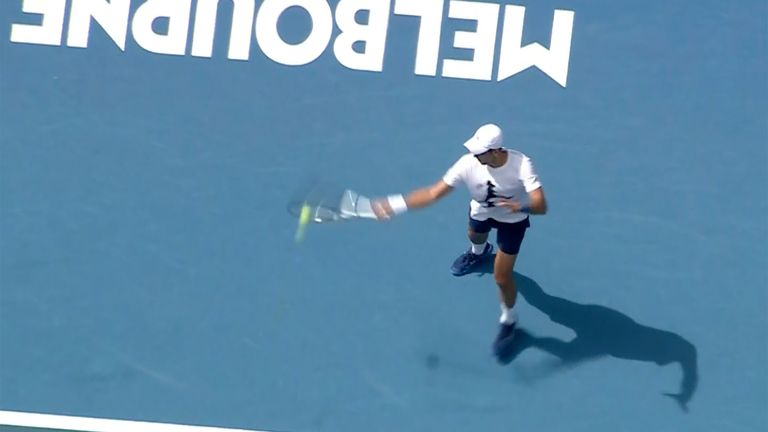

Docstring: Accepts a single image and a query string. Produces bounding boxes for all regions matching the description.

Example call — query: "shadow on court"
[472,260,699,412]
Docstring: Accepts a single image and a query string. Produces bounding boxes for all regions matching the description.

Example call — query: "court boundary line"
[0,410,273,432]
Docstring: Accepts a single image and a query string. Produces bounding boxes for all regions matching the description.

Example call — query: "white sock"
[471,242,487,255]
[500,303,518,325]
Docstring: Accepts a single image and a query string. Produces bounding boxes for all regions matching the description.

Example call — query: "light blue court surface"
[1,1,766,431]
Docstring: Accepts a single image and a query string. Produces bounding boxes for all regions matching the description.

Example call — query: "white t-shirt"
[442,149,542,223]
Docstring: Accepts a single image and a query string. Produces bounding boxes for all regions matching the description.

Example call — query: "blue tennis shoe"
[492,322,517,359]
[450,243,493,276]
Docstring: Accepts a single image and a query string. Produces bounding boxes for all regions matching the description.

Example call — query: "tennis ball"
[295,203,312,243]
[299,203,312,225]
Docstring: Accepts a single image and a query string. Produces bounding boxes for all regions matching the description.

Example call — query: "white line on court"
[0,411,273,432]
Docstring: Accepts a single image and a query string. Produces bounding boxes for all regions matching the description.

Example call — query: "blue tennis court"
[1,1,766,431]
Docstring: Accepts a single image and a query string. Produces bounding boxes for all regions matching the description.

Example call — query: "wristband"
[520,206,530,214]
[387,194,408,215]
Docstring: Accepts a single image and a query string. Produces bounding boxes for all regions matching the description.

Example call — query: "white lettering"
[191,0,255,60]
[442,0,499,81]
[256,0,333,66]
[393,0,443,77]
[10,0,66,46]
[67,0,131,50]
[333,0,391,72]
[131,0,193,56]
[8,0,577,87]
[497,6,575,87]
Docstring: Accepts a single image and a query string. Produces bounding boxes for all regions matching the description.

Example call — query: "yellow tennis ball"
[299,203,312,225]
[295,203,311,243]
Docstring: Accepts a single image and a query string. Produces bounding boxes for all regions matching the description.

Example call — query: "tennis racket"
[286,183,377,223]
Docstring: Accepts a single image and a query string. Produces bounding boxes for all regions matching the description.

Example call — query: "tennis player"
[372,124,548,358]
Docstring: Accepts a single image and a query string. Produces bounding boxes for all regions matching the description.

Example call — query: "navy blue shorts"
[469,215,530,255]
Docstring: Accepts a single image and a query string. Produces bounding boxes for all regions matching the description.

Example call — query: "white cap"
[463,123,503,155]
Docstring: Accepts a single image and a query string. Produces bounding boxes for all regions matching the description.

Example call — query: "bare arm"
[495,187,548,215]
[526,187,548,214]
[372,180,454,219]
[404,180,453,209]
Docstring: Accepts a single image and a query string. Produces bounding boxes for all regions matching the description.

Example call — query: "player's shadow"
[471,258,698,412]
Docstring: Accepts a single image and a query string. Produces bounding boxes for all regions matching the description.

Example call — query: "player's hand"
[496,198,523,213]
[371,199,394,221]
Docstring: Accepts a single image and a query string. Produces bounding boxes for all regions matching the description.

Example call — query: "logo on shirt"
[481,181,512,207]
